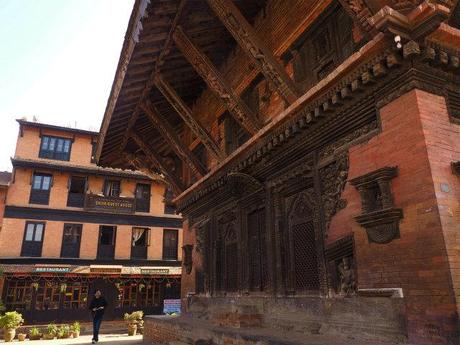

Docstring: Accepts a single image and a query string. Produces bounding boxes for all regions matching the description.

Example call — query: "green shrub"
[29,327,40,336]
[46,323,58,335]
[0,311,24,329]
[70,321,80,332]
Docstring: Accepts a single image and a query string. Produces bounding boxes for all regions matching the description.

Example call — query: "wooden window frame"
[29,172,52,205]
[162,229,179,260]
[103,179,121,197]
[21,221,45,257]
[60,223,83,258]
[39,135,72,161]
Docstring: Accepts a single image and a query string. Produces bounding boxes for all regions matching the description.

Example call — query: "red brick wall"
[328,89,459,344]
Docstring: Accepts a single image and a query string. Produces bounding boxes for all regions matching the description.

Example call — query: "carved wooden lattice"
[215,220,239,293]
[288,194,320,291]
[292,221,320,290]
[247,208,267,292]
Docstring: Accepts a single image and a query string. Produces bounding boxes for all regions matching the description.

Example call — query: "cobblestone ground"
[0,333,143,344]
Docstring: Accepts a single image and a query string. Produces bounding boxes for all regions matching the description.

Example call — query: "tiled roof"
[0,171,11,187]
[11,157,164,182]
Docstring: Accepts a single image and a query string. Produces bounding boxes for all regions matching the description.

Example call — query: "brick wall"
[327,89,459,344]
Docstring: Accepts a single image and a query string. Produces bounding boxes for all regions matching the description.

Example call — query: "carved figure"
[338,257,355,295]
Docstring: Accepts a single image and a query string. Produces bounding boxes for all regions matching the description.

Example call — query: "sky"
[0,0,135,171]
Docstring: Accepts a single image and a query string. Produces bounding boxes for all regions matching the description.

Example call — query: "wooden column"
[173,26,261,135]
[206,0,300,105]
[141,100,207,177]
[154,73,225,161]
[130,132,185,194]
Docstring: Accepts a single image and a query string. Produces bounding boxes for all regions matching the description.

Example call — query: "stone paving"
[0,334,143,344]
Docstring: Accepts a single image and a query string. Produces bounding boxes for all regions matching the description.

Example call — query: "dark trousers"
[92,315,103,341]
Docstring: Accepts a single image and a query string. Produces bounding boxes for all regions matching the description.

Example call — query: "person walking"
[89,289,107,344]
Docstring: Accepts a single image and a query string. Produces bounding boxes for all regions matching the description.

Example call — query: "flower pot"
[18,333,27,341]
[29,334,42,340]
[128,323,137,336]
[137,325,144,335]
[71,331,80,338]
[3,328,16,342]
[43,333,55,340]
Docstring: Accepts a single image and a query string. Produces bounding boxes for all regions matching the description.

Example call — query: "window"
[103,180,120,197]
[67,176,87,207]
[61,224,82,258]
[163,187,176,214]
[135,183,150,212]
[39,135,72,161]
[131,227,149,260]
[163,229,178,260]
[21,222,45,257]
[116,280,161,308]
[193,144,208,173]
[5,280,32,311]
[35,281,61,311]
[63,282,89,309]
[98,225,116,259]
[29,173,52,205]
[91,141,97,163]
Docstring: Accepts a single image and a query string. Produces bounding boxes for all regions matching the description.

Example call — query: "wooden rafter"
[130,131,184,194]
[173,25,262,135]
[205,0,300,105]
[118,0,188,156]
[141,99,207,177]
[154,73,225,162]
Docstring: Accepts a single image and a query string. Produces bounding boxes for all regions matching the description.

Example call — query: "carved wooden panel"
[247,208,267,292]
[292,4,355,91]
[350,167,403,244]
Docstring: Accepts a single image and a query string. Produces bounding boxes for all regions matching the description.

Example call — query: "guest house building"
[97,0,460,344]
[0,120,183,323]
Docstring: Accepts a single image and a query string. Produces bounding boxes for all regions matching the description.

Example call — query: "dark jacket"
[89,297,108,318]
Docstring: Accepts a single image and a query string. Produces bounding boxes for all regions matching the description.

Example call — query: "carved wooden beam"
[130,132,185,194]
[205,0,300,105]
[141,99,207,177]
[173,26,261,135]
[118,0,188,156]
[154,73,226,161]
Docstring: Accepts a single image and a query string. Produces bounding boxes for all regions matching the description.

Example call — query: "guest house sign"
[85,194,135,214]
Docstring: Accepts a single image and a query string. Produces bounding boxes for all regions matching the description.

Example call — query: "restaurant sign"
[85,194,135,214]
[34,267,71,273]
[90,267,122,274]
[141,268,170,275]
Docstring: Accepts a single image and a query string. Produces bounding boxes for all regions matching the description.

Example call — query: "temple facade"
[0,120,182,323]
[97,0,460,344]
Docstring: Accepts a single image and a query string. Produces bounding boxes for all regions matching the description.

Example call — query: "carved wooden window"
[193,143,208,172]
[350,167,403,244]
[216,221,239,293]
[288,195,319,291]
[221,112,250,155]
[247,208,267,292]
[291,3,354,91]
[446,89,460,124]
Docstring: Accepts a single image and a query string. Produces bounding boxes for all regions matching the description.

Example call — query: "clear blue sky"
[0,0,135,171]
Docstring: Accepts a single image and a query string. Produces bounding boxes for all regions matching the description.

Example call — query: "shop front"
[1,265,181,323]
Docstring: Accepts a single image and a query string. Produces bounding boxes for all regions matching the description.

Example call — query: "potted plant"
[57,324,71,339]
[0,311,24,342]
[28,326,42,340]
[124,312,138,336]
[132,310,144,334]
[70,321,81,338]
[43,323,57,340]
[17,328,27,341]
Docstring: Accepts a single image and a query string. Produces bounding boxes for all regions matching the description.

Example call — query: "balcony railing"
[84,194,136,214]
